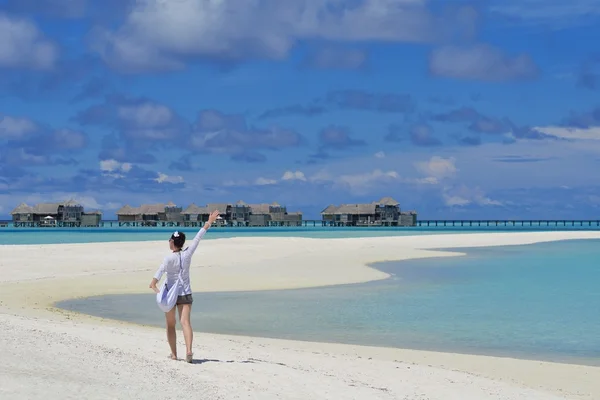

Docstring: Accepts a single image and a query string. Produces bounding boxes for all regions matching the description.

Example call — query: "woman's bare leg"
[177,304,193,359]
[165,307,177,359]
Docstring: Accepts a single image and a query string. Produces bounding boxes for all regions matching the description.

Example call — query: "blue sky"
[0,0,599,219]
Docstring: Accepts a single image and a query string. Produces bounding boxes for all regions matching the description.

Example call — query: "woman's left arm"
[149,278,160,293]
[149,257,167,293]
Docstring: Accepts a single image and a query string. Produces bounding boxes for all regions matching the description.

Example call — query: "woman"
[149,210,220,363]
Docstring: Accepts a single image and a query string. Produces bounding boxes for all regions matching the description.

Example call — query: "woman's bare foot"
[185,353,193,363]
[169,353,177,360]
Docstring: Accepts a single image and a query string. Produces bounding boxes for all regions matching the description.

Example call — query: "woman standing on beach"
[149,210,220,363]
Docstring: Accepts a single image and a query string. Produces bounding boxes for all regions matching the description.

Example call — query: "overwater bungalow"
[122,200,302,227]
[181,203,209,223]
[10,200,102,227]
[246,202,302,226]
[320,197,416,226]
[115,202,183,226]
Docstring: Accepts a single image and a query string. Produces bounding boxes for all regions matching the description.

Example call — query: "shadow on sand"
[189,358,257,365]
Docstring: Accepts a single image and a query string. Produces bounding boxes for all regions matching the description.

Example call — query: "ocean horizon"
[55,238,600,367]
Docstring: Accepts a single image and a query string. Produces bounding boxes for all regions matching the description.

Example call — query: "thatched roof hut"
[333,203,377,215]
[373,197,400,206]
[206,203,229,213]
[116,205,138,216]
[10,203,35,215]
[182,203,209,215]
[320,204,338,215]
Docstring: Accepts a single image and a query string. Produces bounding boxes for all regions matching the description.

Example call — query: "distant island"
[6,197,417,228]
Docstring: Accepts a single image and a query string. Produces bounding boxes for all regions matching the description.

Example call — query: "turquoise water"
[1,224,599,245]
[0,227,457,245]
[57,239,600,365]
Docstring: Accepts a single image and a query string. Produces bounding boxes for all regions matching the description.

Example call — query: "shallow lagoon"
[57,239,600,366]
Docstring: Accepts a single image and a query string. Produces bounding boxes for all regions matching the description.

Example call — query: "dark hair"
[170,231,186,249]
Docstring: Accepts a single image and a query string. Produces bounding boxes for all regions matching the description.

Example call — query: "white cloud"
[0,115,38,139]
[334,169,400,195]
[100,159,132,173]
[414,156,457,180]
[255,177,277,186]
[90,0,474,72]
[218,163,444,198]
[413,156,502,207]
[308,166,437,191]
[235,170,306,186]
[220,167,404,195]
[533,126,600,141]
[281,170,306,181]
[155,172,184,184]
[0,12,58,70]
[99,159,133,179]
[442,185,503,207]
[374,151,386,158]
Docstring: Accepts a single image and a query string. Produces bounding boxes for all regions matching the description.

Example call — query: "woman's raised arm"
[186,210,220,256]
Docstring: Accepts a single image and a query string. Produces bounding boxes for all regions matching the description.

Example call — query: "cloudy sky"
[1,0,599,219]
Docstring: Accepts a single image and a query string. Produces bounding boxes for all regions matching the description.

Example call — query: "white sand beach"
[1,231,600,400]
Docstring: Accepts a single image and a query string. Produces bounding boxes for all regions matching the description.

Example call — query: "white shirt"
[153,228,207,296]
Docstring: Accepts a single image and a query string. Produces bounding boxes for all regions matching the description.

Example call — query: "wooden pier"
[416,220,600,227]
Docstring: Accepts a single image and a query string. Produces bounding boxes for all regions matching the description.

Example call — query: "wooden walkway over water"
[416,220,600,227]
